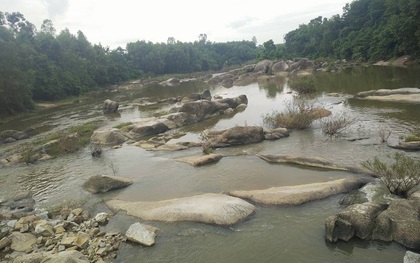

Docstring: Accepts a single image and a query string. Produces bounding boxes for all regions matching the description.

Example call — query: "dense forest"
[0,12,257,115]
[282,0,420,61]
[1,0,420,116]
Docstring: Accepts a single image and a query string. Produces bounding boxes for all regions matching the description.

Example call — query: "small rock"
[94,212,110,224]
[125,222,157,247]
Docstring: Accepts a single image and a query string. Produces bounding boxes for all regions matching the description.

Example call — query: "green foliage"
[284,0,420,61]
[262,100,318,129]
[362,153,420,197]
[404,134,420,142]
[288,77,317,94]
[0,12,257,116]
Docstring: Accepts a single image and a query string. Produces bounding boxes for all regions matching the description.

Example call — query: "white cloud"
[0,0,350,47]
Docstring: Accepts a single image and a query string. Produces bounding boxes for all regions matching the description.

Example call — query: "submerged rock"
[176,154,223,166]
[106,193,255,226]
[83,175,133,194]
[257,154,368,174]
[229,177,372,206]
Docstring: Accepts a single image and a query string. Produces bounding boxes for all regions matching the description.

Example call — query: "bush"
[362,153,420,197]
[263,100,321,129]
[320,114,353,135]
[288,77,317,94]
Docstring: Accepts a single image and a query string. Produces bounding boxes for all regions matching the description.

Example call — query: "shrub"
[320,114,353,135]
[379,129,392,143]
[263,100,321,129]
[289,77,317,94]
[362,153,420,197]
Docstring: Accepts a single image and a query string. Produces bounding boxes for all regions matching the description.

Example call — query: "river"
[1,65,419,262]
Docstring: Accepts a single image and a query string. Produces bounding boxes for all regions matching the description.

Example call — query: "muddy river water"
[1,66,419,262]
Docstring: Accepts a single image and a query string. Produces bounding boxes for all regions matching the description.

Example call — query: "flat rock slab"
[354,88,420,104]
[176,154,223,166]
[229,177,372,206]
[257,154,368,174]
[126,222,158,246]
[106,193,255,226]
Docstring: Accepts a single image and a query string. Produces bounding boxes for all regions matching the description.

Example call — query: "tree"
[167,37,175,45]
[199,33,207,43]
[40,19,56,36]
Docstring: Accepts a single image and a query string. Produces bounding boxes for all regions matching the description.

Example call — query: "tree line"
[281,0,420,61]
[2,0,420,115]
[0,12,257,115]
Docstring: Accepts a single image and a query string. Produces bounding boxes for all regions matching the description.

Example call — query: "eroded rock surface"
[106,193,255,226]
[230,177,372,206]
[176,154,223,166]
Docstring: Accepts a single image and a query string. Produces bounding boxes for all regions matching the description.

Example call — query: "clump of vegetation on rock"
[199,131,214,155]
[288,76,317,94]
[320,113,353,135]
[263,100,322,129]
[404,134,420,142]
[362,153,420,197]
[44,122,101,157]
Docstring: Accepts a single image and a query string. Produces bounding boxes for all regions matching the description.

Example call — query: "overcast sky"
[1,0,350,48]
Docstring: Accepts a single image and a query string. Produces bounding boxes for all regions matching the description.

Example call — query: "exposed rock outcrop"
[230,177,372,206]
[326,199,420,251]
[83,175,133,194]
[106,193,255,226]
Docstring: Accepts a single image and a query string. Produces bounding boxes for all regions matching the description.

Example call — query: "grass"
[43,122,101,157]
[288,76,317,94]
[404,134,420,142]
[113,122,132,129]
[263,100,324,129]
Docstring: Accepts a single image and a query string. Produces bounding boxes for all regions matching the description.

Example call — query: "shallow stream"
[1,66,419,262]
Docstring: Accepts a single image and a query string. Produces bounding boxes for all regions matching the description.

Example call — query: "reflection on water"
[1,66,419,262]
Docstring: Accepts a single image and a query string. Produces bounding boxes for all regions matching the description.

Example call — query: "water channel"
[1,66,419,262]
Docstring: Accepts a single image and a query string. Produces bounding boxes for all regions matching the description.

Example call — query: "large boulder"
[254,60,274,73]
[128,121,169,139]
[90,128,128,145]
[103,99,119,114]
[230,177,372,206]
[178,100,230,121]
[233,73,256,86]
[373,199,420,250]
[272,60,289,73]
[208,73,235,85]
[83,175,133,194]
[209,126,265,148]
[106,193,255,226]
[325,202,387,242]
[289,58,316,72]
